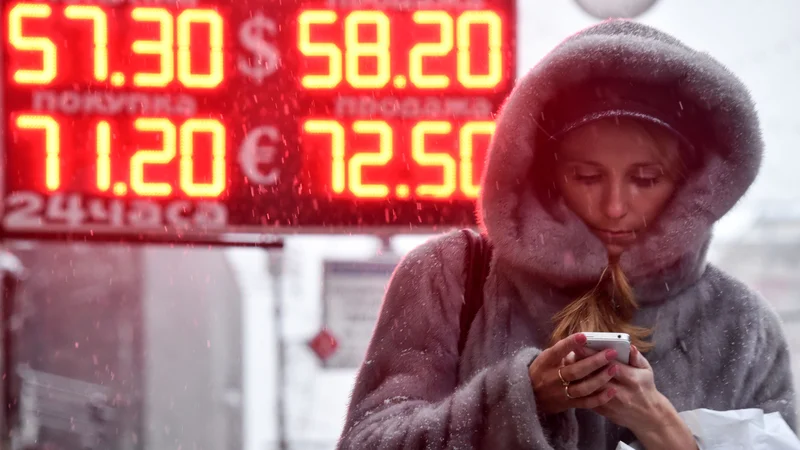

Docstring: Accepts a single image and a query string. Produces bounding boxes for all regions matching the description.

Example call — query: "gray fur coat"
[337,20,797,449]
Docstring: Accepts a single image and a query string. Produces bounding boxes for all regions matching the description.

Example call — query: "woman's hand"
[590,345,664,433]
[589,345,698,449]
[528,333,619,416]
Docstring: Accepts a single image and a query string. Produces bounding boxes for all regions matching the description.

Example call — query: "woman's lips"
[592,228,638,244]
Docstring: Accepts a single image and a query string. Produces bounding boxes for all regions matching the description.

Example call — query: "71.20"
[14,114,227,198]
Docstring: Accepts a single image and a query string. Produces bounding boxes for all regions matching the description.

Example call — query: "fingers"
[560,347,616,383]
[566,362,618,398]
[573,346,598,361]
[612,349,653,387]
[572,385,617,410]
[543,333,587,365]
[629,345,651,369]
[592,402,612,416]
[610,362,635,385]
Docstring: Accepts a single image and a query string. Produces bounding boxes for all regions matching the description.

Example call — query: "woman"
[337,20,796,449]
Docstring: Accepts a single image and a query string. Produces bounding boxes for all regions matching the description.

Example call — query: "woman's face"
[555,118,681,258]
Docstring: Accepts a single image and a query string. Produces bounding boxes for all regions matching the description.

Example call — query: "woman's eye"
[574,174,602,184]
[632,176,661,187]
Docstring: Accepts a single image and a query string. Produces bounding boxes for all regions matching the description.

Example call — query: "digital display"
[296,9,507,93]
[6,4,225,89]
[301,119,493,200]
[1,0,516,240]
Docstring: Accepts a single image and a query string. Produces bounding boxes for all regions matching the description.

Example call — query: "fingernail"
[605,350,617,361]
[608,388,617,398]
[576,334,587,344]
[608,364,617,376]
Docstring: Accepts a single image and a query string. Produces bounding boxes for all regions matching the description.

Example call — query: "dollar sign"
[238,14,281,85]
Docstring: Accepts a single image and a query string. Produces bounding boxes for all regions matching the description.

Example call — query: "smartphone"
[583,332,631,364]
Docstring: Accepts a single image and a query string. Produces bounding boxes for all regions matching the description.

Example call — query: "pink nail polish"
[606,349,617,361]
[608,365,617,376]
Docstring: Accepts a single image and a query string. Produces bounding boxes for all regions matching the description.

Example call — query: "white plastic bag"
[616,408,800,450]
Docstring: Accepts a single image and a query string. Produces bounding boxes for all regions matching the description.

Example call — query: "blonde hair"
[549,261,655,352]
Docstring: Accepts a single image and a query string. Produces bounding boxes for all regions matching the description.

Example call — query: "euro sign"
[239,126,281,185]
[238,14,281,84]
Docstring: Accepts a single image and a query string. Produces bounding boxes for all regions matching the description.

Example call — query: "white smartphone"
[583,332,631,364]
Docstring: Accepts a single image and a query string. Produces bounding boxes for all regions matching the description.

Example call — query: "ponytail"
[549,263,654,352]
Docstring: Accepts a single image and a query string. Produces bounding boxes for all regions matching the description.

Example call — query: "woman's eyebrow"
[630,162,664,169]
[562,158,604,167]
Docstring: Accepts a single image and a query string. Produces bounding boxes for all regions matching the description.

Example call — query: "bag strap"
[458,228,492,355]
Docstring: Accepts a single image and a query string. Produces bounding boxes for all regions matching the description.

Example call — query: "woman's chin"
[605,243,626,259]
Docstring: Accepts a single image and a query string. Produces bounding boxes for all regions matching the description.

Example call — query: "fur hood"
[478,20,762,299]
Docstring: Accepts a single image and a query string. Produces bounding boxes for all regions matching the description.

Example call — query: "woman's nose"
[603,182,629,219]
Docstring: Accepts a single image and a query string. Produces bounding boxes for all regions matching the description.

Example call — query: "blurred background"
[1,0,799,449]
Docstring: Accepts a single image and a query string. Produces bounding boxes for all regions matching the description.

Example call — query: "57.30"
[3,192,228,230]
